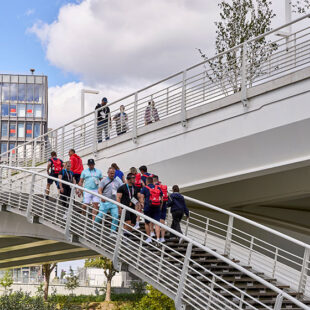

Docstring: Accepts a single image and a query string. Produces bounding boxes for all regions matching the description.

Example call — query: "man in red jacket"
[68,149,84,184]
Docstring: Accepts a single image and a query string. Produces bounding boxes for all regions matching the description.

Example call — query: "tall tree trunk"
[44,272,50,301]
[105,277,112,302]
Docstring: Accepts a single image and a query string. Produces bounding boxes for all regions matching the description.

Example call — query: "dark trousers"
[60,186,71,208]
[97,121,109,142]
[171,210,184,235]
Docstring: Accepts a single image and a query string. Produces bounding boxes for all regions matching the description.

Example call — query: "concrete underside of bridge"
[0,212,98,269]
[11,67,310,243]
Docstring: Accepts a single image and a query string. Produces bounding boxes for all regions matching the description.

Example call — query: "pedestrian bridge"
[2,15,310,240]
[0,166,310,309]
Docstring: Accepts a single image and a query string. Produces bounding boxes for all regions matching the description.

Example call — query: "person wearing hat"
[78,159,103,220]
[95,97,111,143]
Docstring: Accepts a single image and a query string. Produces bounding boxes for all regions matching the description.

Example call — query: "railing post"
[8,151,12,177]
[298,247,310,294]
[204,218,210,246]
[112,208,126,270]
[26,174,36,222]
[175,242,192,310]
[272,248,279,278]
[93,110,98,155]
[248,236,254,266]
[72,127,76,150]
[184,215,190,237]
[65,188,76,240]
[166,87,169,116]
[241,42,248,107]
[180,70,187,127]
[224,215,234,256]
[274,294,283,310]
[207,275,216,310]
[132,92,138,144]
[61,126,65,159]
[32,140,37,167]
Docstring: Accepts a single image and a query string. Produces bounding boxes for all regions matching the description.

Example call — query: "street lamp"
[81,89,100,119]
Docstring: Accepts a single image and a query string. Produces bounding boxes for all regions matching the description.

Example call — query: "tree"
[85,257,117,302]
[198,0,276,95]
[291,0,310,13]
[64,267,79,295]
[42,263,57,301]
[0,270,13,294]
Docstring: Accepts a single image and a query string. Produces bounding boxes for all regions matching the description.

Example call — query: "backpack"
[146,185,161,206]
[135,173,142,188]
[159,184,168,202]
[50,158,62,174]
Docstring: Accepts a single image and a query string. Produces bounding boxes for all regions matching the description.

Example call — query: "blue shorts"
[160,202,167,220]
[144,205,161,224]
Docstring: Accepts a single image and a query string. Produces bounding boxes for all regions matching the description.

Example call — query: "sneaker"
[62,213,67,220]
[110,231,117,238]
[151,231,155,237]
[145,237,152,243]
[159,238,166,243]
[156,238,160,243]
[134,223,140,230]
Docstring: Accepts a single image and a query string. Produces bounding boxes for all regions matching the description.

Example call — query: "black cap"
[127,173,135,180]
[102,97,108,103]
[87,159,95,165]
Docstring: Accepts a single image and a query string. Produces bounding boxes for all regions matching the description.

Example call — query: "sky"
[0,0,297,272]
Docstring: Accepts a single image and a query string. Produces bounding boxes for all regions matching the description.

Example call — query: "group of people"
[96,97,160,142]
[45,150,189,243]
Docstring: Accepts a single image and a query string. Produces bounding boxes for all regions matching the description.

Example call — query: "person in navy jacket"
[167,185,189,236]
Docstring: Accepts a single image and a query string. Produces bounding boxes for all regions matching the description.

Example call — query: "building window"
[18,104,26,117]
[26,123,32,138]
[34,84,43,103]
[34,105,42,118]
[26,104,33,117]
[34,123,40,138]
[26,84,34,102]
[18,123,25,138]
[9,124,16,137]
[1,83,10,102]
[10,104,17,117]
[9,142,15,150]
[10,83,18,101]
[1,143,7,154]
[1,104,8,116]
[18,84,26,101]
[1,122,8,137]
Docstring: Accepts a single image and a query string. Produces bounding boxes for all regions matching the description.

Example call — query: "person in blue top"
[140,176,163,243]
[111,163,125,183]
[139,165,153,187]
[78,159,103,220]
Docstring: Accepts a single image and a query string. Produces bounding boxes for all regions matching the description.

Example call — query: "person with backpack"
[153,175,168,243]
[58,161,75,213]
[139,165,153,187]
[69,149,84,184]
[45,151,63,200]
[167,185,189,237]
[95,167,123,236]
[140,177,163,243]
[78,159,103,220]
[111,163,126,183]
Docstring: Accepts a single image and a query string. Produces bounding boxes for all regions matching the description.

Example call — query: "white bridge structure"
[0,15,310,309]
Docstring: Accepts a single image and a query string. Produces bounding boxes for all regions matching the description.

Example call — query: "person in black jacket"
[167,185,189,236]
[95,97,111,142]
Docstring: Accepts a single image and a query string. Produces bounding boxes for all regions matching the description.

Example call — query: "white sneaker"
[156,238,160,242]
[159,238,166,243]
[145,237,152,243]
[134,223,140,229]
[151,231,155,237]
[110,232,117,238]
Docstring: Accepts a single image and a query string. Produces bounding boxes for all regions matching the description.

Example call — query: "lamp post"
[81,89,100,119]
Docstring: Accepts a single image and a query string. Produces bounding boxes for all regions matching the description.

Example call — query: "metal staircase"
[0,166,309,309]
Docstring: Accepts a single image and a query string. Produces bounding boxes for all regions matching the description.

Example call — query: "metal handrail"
[0,165,309,309]
[1,14,310,163]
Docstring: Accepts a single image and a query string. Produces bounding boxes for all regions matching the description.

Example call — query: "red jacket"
[70,154,83,174]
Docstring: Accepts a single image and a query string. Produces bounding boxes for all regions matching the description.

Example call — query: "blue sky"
[0,0,78,87]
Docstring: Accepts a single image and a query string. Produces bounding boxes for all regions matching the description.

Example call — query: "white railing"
[167,195,310,298]
[0,165,309,310]
[1,14,310,167]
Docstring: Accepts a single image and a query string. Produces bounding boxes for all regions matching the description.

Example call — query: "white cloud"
[25,8,35,16]
[29,0,218,86]
[48,81,135,129]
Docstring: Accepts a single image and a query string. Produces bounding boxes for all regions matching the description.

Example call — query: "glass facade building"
[0,74,48,156]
